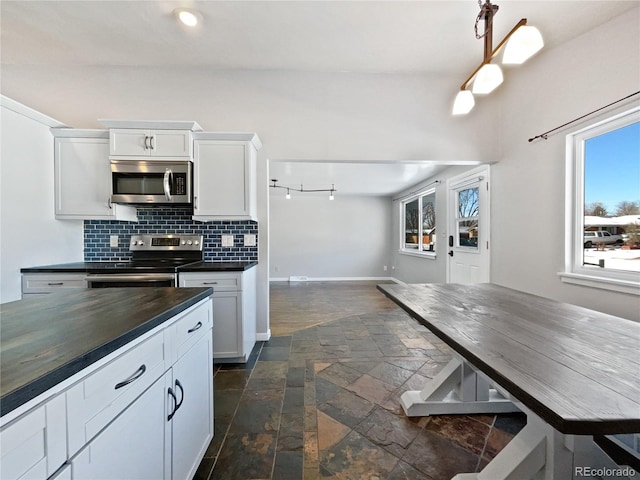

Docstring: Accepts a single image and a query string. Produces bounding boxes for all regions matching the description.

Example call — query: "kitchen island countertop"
[0,287,212,417]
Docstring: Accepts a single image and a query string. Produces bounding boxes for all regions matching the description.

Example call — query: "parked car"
[583,231,624,248]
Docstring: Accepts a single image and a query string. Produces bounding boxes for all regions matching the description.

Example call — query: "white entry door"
[447,166,491,284]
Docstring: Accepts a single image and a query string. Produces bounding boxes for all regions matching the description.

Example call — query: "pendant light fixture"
[453,1,543,115]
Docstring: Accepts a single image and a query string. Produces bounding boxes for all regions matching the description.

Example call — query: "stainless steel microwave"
[111,160,192,204]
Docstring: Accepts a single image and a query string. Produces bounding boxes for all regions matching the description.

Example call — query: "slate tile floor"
[195,283,526,480]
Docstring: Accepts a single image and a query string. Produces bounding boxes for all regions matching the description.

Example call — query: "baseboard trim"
[269,276,395,283]
[256,330,271,341]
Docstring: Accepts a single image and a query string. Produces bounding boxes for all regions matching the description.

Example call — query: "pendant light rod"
[270,179,337,197]
[459,18,528,91]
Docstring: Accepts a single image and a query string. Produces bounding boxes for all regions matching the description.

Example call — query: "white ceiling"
[2,0,637,195]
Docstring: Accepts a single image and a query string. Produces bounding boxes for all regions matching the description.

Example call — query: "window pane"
[404,198,419,250]
[458,219,478,248]
[458,187,479,218]
[422,193,436,251]
[583,121,640,273]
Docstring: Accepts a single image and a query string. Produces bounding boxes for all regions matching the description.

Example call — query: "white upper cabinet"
[52,129,137,221]
[192,133,261,221]
[99,120,202,161]
[109,129,193,159]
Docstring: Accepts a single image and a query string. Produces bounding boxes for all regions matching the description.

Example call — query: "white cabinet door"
[210,291,243,359]
[169,333,213,480]
[53,134,137,221]
[72,372,170,480]
[110,129,192,158]
[193,140,256,220]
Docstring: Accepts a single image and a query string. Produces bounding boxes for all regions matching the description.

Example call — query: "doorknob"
[448,250,454,257]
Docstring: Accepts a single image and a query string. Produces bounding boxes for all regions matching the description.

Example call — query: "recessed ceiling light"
[174,8,202,27]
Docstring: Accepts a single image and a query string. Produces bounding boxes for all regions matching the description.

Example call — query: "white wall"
[270,194,392,280]
[491,8,640,320]
[0,99,83,303]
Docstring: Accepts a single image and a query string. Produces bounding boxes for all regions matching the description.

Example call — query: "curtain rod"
[528,91,640,143]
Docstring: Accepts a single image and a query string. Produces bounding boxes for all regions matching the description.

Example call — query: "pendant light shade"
[453,90,475,115]
[472,64,503,94]
[502,25,544,64]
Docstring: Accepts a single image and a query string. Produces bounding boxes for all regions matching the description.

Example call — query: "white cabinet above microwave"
[99,120,202,161]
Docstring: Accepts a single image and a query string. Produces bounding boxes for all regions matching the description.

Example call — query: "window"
[401,189,436,256]
[562,107,640,294]
[455,186,479,249]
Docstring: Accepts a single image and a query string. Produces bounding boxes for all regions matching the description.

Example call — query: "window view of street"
[402,190,436,253]
[583,121,640,273]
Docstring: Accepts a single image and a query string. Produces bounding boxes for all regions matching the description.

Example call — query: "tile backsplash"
[84,207,258,262]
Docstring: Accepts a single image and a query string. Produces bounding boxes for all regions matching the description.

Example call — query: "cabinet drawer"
[179,272,242,291]
[22,274,87,294]
[173,301,212,360]
[66,332,165,456]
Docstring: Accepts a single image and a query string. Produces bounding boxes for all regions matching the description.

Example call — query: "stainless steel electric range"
[86,234,203,288]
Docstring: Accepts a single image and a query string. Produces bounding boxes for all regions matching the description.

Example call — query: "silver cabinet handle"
[47,282,64,286]
[203,281,218,285]
[187,321,203,333]
[149,135,155,150]
[163,168,173,201]
[144,135,150,150]
[175,379,184,412]
[107,197,112,209]
[114,364,146,389]
[194,195,198,210]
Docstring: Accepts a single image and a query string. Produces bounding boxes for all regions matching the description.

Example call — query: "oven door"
[110,160,192,204]
[86,273,177,288]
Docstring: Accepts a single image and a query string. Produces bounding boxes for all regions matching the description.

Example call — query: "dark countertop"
[178,261,258,272]
[0,287,212,417]
[20,261,258,274]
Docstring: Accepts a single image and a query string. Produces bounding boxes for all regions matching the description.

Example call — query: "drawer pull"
[167,387,177,421]
[48,282,64,286]
[187,321,203,333]
[203,281,218,285]
[114,364,146,390]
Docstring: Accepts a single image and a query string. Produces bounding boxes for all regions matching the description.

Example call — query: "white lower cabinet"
[69,300,213,480]
[179,269,256,362]
[0,298,213,480]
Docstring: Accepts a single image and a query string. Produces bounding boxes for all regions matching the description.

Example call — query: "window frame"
[560,106,640,295]
[399,187,437,259]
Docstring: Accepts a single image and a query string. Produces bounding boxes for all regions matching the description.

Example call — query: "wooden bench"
[377,283,640,480]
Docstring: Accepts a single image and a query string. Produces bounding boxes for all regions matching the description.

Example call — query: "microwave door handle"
[164,168,173,201]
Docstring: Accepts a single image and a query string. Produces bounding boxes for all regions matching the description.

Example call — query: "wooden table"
[377,283,640,480]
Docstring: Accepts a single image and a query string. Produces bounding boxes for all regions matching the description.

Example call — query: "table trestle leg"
[400,354,520,417]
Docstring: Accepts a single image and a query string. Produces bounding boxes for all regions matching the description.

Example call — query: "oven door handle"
[87,273,176,283]
[164,168,173,202]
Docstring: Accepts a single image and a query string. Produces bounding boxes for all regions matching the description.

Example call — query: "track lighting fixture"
[270,179,337,200]
[453,1,543,115]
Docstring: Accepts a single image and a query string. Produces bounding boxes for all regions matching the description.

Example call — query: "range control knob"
[194,240,200,245]
[181,240,186,245]
[187,240,193,245]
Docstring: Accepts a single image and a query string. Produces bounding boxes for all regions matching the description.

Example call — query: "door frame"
[446,165,491,283]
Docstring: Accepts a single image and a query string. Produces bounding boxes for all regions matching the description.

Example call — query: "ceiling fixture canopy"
[270,179,336,200]
[453,1,543,115]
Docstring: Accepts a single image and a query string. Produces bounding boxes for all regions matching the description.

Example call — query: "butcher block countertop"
[377,282,640,435]
[0,287,212,417]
